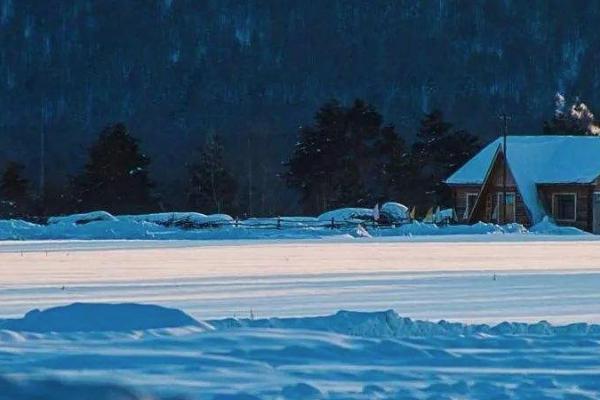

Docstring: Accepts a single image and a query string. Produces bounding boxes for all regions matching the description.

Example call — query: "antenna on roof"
[498,113,511,224]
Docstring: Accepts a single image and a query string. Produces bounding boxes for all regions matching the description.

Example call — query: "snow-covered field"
[1,303,600,400]
[1,239,600,399]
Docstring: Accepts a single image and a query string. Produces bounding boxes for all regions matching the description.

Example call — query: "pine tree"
[285,99,399,213]
[0,161,30,217]
[411,110,480,209]
[285,100,348,213]
[72,123,156,214]
[187,134,237,214]
[378,126,411,203]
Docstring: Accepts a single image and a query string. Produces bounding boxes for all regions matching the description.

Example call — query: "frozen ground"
[1,240,600,399]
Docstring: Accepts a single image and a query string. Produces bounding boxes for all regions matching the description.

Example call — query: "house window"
[464,193,478,220]
[552,193,577,221]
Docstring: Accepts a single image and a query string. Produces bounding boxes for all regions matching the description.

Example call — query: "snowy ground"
[2,240,600,323]
[1,240,600,399]
[1,304,600,400]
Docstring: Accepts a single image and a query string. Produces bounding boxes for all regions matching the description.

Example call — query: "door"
[496,192,516,223]
[593,192,600,234]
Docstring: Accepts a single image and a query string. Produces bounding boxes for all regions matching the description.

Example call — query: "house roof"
[445,135,600,223]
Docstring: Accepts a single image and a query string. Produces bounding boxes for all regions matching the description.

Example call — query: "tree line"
[1,95,597,220]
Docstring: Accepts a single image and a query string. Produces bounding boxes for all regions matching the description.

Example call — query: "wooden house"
[445,136,600,233]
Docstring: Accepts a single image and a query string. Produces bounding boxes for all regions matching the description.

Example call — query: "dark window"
[553,193,576,221]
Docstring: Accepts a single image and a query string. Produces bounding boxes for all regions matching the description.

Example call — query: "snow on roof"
[446,136,600,223]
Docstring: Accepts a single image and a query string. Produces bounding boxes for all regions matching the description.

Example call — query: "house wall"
[537,185,593,231]
[452,185,481,222]
[486,156,529,225]
[452,152,531,226]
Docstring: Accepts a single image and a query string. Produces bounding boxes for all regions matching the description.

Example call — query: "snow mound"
[380,202,409,222]
[0,376,162,400]
[242,216,321,228]
[374,221,527,237]
[210,309,600,337]
[120,212,234,228]
[0,219,40,240]
[318,208,373,222]
[0,303,203,333]
[529,216,590,235]
[47,211,118,225]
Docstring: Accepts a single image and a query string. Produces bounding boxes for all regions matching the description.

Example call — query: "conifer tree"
[411,110,480,209]
[72,123,155,214]
[187,134,237,214]
[0,161,30,217]
[285,99,402,213]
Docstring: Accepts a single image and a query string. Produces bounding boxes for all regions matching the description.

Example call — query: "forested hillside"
[0,0,598,212]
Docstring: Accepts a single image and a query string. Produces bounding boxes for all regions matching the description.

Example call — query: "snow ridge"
[210,309,600,337]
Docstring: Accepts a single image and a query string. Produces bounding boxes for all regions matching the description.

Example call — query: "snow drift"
[0,208,591,241]
[211,309,600,337]
[0,376,163,400]
[0,303,202,333]
[2,303,600,400]
[4,303,600,338]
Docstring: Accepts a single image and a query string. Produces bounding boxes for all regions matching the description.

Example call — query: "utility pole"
[498,113,511,224]
[39,104,46,199]
[247,135,253,216]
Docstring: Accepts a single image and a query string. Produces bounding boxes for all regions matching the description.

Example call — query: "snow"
[530,216,591,235]
[0,207,590,241]
[445,135,600,223]
[0,303,203,332]
[47,210,118,225]
[1,238,600,399]
[317,207,373,222]
[1,303,600,399]
[380,201,409,221]
[210,309,600,337]
[3,240,600,324]
[119,212,234,226]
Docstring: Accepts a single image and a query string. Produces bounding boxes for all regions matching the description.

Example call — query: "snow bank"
[0,377,161,400]
[211,309,600,337]
[0,209,591,241]
[380,202,409,221]
[0,219,40,240]
[0,303,203,333]
[529,216,590,235]
[119,212,233,227]
[317,207,373,222]
[373,221,527,237]
[47,211,118,225]
[241,216,322,228]
[6,303,600,338]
